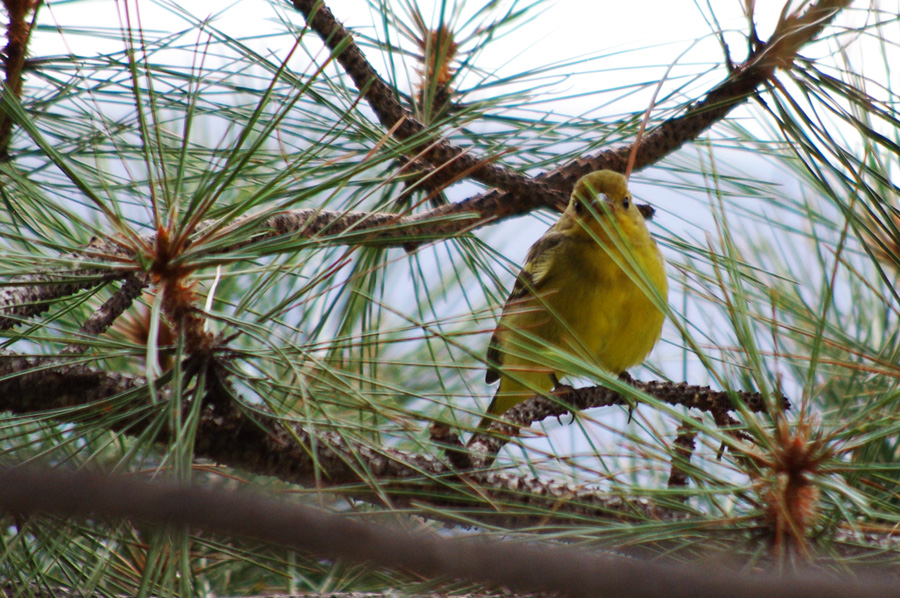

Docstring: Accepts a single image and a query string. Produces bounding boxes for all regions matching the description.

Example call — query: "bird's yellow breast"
[482,169,667,425]
[491,232,667,414]
[569,237,667,373]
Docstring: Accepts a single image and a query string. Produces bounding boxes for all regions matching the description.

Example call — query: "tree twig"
[61,274,148,355]
[667,419,700,490]
[465,380,790,468]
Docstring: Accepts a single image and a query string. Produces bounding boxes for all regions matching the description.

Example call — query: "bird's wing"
[485,231,566,384]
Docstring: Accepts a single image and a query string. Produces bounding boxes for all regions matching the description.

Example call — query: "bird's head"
[565,170,652,243]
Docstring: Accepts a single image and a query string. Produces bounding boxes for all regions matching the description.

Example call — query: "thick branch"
[3,465,896,598]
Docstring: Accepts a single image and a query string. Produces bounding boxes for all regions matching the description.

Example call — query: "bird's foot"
[550,375,577,424]
[618,371,637,423]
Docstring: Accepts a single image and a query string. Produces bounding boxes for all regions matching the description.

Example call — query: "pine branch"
[0,0,38,160]
[0,0,850,330]
[291,0,850,210]
[2,465,898,598]
[60,274,148,355]
[667,419,700,490]
[0,351,796,529]
[464,379,790,468]
[0,240,134,330]
[290,0,554,201]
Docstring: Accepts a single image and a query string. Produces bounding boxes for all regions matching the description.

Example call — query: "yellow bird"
[480,170,667,430]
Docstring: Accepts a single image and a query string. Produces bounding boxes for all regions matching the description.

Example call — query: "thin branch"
[0,242,134,330]
[61,274,148,355]
[290,0,552,201]
[667,419,700,490]
[465,380,790,467]
[0,0,39,160]
[0,206,484,330]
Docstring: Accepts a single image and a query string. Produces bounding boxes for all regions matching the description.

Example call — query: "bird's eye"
[574,198,586,216]
[622,196,631,210]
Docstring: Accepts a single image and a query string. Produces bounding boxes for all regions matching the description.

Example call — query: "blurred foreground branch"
[0,465,895,598]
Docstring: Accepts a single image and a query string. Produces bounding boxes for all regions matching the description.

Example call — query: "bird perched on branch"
[479,170,667,431]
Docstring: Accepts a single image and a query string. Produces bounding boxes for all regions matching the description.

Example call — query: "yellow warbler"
[480,170,667,429]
